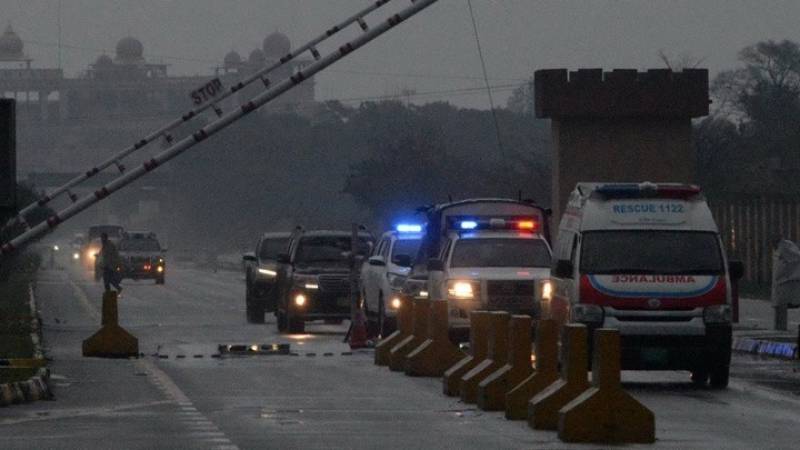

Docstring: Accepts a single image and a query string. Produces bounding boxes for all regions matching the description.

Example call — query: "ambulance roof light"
[460,221,478,230]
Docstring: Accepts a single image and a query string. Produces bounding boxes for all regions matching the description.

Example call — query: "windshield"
[392,238,421,260]
[580,230,724,275]
[295,236,371,267]
[119,239,161,252]
[450,238,551,268]
[259,238,290,260]
[89,226,123,240]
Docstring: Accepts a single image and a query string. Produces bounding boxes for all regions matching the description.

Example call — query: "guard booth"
[771,240,800,330]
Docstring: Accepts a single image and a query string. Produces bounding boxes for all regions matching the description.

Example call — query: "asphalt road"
[2,260,800,449]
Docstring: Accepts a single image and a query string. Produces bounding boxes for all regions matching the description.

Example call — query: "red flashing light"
[517,220,536,231]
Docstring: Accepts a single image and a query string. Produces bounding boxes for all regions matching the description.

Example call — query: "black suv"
[275,229,373,333]
[117,231,166,284]
[242,232,292,323]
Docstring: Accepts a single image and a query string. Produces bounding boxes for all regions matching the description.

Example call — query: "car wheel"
[155,277,165,285]
[690,369,709,387]
[709,366,730,389]
[378,297,397,338]
[288,310,305,333]
[276,307,288,332]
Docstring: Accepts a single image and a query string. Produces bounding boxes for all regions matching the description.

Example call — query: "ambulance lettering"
[588,274,717,298]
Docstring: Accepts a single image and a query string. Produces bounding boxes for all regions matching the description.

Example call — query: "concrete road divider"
[388,298,430,372]
[443,311,490,396]
[82,291,139,358]
[505,319,559,420]
[460,311,510,403]
[405,300,465,377]
[528,324,590,430]
[0,384,14,406]
[375,296,412,366]
[558,328,655,444]
[477,315,534,411]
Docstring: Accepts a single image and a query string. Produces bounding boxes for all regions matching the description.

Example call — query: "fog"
[3,0,800,108]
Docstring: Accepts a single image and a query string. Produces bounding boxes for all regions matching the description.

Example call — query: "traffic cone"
[349,308,369,349]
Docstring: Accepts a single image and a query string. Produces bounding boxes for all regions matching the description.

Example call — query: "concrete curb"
[0,283,53,408]
[732,337,798,359]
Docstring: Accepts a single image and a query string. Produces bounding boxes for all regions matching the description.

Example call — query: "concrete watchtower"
[534,68,710,225]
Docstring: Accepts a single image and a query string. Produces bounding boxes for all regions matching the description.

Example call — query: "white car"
[362,225,423,336]
[427,217,552,335]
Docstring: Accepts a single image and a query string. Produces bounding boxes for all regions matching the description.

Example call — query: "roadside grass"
[0,252,40,384]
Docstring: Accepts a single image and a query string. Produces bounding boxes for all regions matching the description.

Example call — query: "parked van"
[548,182,743,388]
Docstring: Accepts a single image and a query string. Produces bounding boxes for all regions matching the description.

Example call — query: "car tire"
[709,366,730,389]
[378,294,396,338]
[288,312,305,333]
[276,307,288,332]
[155,277,165,285]
[690,369,709,387]
[246,288,266,324]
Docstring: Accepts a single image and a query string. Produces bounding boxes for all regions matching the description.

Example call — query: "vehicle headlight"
[157,266,164,273]
[390,297,402,309]
[294,294,307,307]
[293,276,318,289]
[571,304,604,323]
[447,280,479,300]
[258,267,277,277]
[541,280,553,301]
[703,305,731,324]
[387,273,407,290]
[73,252,80,260]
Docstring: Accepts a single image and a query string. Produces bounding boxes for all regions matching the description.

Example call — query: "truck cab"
[428,217,552,334]
[275,229,374,333]
[548,182,744,388]
[402,198,551,339]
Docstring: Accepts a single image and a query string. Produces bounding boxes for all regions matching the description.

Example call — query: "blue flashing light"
[396,224,423,233]
[460,221,478,230]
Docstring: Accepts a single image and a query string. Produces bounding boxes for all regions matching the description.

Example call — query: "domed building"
[0,25,31,66]
[223,50,242,72]
[263,32,291,59]
[248,48,266,67]
[115,37,145,64]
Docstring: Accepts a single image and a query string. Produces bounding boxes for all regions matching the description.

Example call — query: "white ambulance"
[548,182,743,388]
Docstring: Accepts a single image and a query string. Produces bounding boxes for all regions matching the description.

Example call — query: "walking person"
[99,232,123,294]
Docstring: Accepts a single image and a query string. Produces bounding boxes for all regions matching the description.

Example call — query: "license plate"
[641,348,669,366]
[337,298,351,308]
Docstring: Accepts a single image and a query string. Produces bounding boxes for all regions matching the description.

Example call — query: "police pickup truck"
[117,231,166,284]
[274,229,373,333]
[403,199,552,339]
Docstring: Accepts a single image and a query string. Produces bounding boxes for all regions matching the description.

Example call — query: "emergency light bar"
[594,183,701,200]
[449,216,539,232]
[396,224,423,233]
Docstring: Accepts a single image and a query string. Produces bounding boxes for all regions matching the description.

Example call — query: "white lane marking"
[135,359,239,450]
[68,279,100,321]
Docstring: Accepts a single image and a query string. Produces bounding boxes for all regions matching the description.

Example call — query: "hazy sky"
[3,0,800,109]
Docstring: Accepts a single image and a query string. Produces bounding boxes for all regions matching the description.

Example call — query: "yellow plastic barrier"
[442,311,490,396]
[374,296,412,366]
[405,300,464,376]
[558,328,656,444]
[477,315,534,411]
[528,324,589,430]
[82,291,139,358]
[388,298,430,372]
[460,311,510,403]
[505,319,559,420]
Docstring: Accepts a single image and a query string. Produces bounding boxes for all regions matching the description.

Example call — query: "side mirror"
[368,256,386,267]
[428,258,445,272]
[242,253,257,263]
[277,253,290,264]
[392,254,412,268]
[729,260,745,281]
[553,259,574,279]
